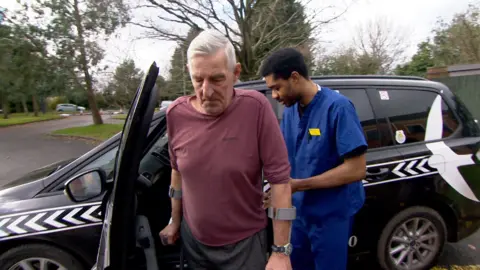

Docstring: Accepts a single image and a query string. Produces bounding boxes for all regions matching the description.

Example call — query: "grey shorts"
[180,220,268,270]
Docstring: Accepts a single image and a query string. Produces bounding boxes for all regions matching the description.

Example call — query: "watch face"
[285,243,293,254]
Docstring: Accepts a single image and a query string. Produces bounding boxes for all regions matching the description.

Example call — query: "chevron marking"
[405,160,419,175]
[25,213,47,231]
[81,205,101,222]
[0,218,11,237]
[416,158,430,173]
[7,215,28,234]
[63,208,84,225]
[45,210,66,228]
[392,162,407,177]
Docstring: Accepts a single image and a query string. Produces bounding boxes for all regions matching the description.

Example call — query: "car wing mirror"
[64,168,107,203]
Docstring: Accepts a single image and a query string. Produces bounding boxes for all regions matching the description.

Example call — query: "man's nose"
[272,91,279,99]
[202,81,214,98]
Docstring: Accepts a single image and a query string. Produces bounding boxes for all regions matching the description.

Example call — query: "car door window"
[337,89,381,149]
[82,146,119,179]
[371,88,460,145]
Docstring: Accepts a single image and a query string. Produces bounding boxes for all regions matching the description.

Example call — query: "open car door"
[95,62,159,270]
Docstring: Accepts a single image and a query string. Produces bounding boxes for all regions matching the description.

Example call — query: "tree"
[315,17,409,75]
[131,0,349,80]
[430,3,480,66]
[18,0,130,124]
[394,41,435,77]
[105,59,144,109]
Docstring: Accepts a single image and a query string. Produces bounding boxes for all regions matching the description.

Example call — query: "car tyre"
[377,206,447,270]
[0,243,85,270]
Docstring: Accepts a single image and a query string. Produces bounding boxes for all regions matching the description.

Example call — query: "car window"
[338,89,381,149]
[82,146,119,179]
[372,89,460,145]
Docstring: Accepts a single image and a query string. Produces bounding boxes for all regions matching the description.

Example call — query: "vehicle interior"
[125,116,274,270]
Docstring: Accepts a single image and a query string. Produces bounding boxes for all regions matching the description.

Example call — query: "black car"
[1,65,480,270]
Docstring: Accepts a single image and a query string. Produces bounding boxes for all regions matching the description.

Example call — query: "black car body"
[1,71,480,270]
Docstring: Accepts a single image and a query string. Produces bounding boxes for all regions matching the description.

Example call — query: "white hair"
[187,29,237,71]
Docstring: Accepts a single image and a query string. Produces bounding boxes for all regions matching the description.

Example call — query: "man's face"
[265,74,301,107]
[189,49,240,116]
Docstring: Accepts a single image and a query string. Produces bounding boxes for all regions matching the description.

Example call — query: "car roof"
[235,75,451,93]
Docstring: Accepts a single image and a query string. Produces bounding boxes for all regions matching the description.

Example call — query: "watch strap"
[168,186,182,199]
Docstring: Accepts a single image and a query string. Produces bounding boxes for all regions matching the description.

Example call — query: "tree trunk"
[32,94,39,117]
[2,99,9,119]
[15,103,22,114]
[21,96,29,115]
[73,0,103,125]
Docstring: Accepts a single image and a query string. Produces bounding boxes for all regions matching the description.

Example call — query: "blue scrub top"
[280,86,368,222]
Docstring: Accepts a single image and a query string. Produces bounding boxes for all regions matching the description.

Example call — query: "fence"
[431,75,480,121]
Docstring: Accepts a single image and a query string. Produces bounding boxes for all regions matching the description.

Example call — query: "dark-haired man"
[260,47,368,270]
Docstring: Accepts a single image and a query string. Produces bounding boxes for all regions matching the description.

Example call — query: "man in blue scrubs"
[260,48,368,270]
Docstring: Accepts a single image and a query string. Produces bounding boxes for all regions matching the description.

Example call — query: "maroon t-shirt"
[167,89,291,246]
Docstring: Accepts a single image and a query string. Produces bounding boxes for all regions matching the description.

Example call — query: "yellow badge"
[308,128,321,136]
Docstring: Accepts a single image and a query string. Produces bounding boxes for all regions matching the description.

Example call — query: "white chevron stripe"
[45,210,66,228]
[392,162,407,177]
[0,218,11,237]
[25,213,47,231]
[63,208,84,225]
[7,215,28,234]
[416,158,430,173]
[405,160,418,175]
[80,205,101,222]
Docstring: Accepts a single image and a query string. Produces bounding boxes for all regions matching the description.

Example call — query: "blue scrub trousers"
[290,216,352,270]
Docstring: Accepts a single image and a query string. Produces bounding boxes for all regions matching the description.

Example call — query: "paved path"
[0,115,120,183]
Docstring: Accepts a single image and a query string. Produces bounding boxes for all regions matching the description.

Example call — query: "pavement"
[0,114,121,183]
[0,115,479,269]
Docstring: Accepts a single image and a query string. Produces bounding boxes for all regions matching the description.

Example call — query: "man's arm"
[294,101,368,192]
[269,182,292,246]
[256,95,293,248]
[170,169,183,225]
[293,154,366,191]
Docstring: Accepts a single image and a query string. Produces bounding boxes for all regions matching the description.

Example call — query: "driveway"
[0,115,119,183]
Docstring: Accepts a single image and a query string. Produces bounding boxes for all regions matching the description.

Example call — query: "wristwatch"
[271,243,293,256]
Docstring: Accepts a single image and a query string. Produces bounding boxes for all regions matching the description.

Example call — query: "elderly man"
[260,48,367,270]
[159,29,295,270]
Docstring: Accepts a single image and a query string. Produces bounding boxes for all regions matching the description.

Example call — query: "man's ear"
[234,62,241,80]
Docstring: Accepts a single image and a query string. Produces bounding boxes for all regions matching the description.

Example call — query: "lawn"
[52,123,124,141]
[112,114,127,120]
[0,112,63,127]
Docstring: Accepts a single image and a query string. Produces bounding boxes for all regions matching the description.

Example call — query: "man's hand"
[263,190,272,209]
[290,179,299,194]
[266,253,292,270]
[159,222,180,245]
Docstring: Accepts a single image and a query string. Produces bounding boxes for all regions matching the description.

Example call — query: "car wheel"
[377,206,446,270]
[0,243,85,270]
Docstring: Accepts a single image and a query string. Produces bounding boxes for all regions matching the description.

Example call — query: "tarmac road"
[0,115,119,183]
[0,115,478,269]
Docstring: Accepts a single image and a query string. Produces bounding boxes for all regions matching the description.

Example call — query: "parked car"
[56,103,85,113]
[1,66,480,270]
[160,100,173,110]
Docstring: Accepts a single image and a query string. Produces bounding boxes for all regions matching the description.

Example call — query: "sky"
[1,0,476,80]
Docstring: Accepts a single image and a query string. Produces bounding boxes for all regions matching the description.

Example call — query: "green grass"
[112,114,127,120]
[52,123,124,141]
[0,112,63,127]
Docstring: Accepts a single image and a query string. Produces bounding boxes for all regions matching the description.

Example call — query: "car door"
[95,62,159,270]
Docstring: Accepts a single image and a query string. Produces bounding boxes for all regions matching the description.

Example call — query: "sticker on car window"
[379,90,390,100]
[395,130,406,144]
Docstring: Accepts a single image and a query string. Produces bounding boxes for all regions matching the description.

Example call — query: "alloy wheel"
[388,217,440,270]
[8,258,67,270]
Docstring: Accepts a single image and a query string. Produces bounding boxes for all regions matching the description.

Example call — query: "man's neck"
[299,80,318,107]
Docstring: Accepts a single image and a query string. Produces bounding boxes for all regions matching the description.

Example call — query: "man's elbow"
[345,154,366,182]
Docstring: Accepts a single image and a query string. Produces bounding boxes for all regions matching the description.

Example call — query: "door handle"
[366,168,390,176]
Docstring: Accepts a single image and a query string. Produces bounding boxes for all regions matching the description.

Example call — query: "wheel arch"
[403,194,459,242]
[0,236,94,269]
